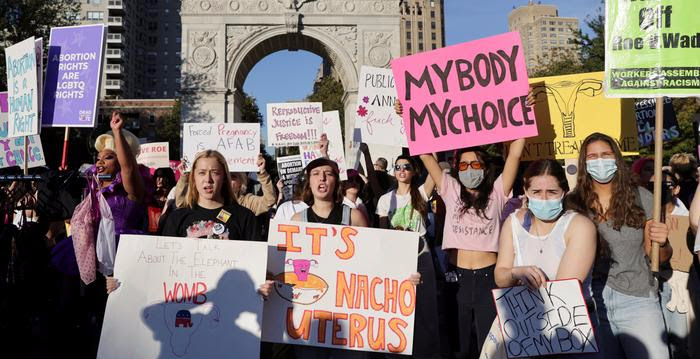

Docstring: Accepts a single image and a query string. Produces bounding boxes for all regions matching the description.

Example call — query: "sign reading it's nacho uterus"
[263,220,419,355]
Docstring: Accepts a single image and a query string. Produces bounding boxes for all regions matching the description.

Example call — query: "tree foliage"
[0,0,81,90]
[156,99,182,160]
[241,93,263,123]
[306,76,345,141]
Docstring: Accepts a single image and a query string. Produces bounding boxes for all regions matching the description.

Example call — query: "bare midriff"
[449,248,497,270]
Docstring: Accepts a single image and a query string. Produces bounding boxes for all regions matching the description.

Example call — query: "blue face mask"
[586,158,618,184]
[527,196,563,221]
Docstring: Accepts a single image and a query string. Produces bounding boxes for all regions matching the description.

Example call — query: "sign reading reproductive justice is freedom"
[605,0,700,97]
[0,92,45,168]
[523,72,638,161]
[137,142,170,169]
[42,24,105,127]
[492,279,598,358]
[355,66,407,147]
[267,102,323,147]
[391,32,537,155]
[97,235,268,359]
[183,123,260,172]
[263,221,419,354]
[4,37,39,138]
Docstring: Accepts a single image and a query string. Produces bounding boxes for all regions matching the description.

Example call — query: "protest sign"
[42,24,105,127]
[635,97,679,146]
[523,72,638,161]
[183,123,260,172]
[605,0,700,97]
[5,37,39,138]
[266,102,323,147]
[0,92,45,168]
[299,111,349,180]
[97,235,267,359]
[35,38,43,124]
[492,279,598,358]
[137,142,170,169]
[276,155,303,201]
[355,66,407,147]
[263,221,419,354]
[391,32,537,155]
[668,215,693,272]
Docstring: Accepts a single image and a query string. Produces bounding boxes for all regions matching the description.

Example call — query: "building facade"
[399,0,445,56]
[508,1,579,72]
[78,0,181,99]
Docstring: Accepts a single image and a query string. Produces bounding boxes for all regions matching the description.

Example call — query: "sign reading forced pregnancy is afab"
[263,220,419,355]
[391,32,538,155]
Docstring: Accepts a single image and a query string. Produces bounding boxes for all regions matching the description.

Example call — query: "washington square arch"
[179,0,402,151]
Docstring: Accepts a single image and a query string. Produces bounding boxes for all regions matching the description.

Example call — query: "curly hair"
[566,133,646,231]
[451,147,500,219]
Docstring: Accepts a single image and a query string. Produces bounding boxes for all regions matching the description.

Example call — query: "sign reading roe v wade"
[523,72,638,161]
[4,36,39,138]
[267,102,323,147]
[391,32,538,155]
[492,279,598,358]
[97,235,268,359]
[42,24,105,127]
[605,0,700,97]
[263,220,419,355]
[182,123,260,172]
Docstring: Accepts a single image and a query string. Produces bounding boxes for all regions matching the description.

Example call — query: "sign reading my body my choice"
[42,24,106,127]
[266,102,323,147]
[391,32,537,155]
[605,0,700,97]
[4,37,39,138]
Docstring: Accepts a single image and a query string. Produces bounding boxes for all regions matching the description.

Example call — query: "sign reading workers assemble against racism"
[492,279,598,358]
[523,72,638,161]
[42,24,105,127]
[0,92,45,168]
[266,102,323,147]
[391,32,538,155]
[605,0,700,97]
[4,37,40,138]
[183,123,260,172]
[97,235,268,359]
[263,221,419,355]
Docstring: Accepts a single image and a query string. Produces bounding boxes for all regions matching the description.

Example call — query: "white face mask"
[586,158,618,184]
[458,168,484,189]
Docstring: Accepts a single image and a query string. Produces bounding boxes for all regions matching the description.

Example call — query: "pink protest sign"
[391,32,538,155]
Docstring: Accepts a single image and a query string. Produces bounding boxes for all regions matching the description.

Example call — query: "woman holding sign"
[566,133,671,359]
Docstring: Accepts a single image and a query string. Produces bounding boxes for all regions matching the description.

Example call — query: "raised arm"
[245,154,277,215]
[359,143,384,198]
[419,154,445,193]
[110,112,145,202]
[501,138,525,195]
[556,215,597,283]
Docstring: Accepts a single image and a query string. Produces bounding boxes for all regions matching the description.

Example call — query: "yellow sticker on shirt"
[216,209,231,223]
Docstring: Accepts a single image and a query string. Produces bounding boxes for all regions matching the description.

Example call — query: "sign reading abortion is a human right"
[266,102,323,147]
[391,32,538,155]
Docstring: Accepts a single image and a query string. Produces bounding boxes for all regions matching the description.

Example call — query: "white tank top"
[510,210,592,298]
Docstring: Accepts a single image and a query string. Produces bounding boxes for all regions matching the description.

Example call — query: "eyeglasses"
[394,163,413,172]
[458,161,484,171]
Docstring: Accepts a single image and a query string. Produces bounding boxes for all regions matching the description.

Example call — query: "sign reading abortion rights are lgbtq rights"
[605,0,700,97]
[4,37,39,138]
[266,102,323,147]
[42,24,105,127]
[391,32,538,155]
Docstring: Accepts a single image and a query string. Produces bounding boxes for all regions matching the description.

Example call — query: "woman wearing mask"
[567,133,671,358]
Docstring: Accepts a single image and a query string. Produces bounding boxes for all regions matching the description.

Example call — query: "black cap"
[304,157,339,176]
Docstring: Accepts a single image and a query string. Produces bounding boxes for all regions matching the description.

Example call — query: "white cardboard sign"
[4,37,40,138]
[266,102,323,147]
[97,235,268,359]
[137,142,170,169]
[183,123,260,172]
[355,66,407,147]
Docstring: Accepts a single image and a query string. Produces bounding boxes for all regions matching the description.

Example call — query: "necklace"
[531,215,555,254]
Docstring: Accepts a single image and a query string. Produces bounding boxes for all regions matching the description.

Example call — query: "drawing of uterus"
[532,79,603,138]
[144,302,220,357]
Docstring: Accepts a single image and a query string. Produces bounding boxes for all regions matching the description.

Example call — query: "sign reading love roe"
[183,123,260,172]
[263,221,419,354]
[391,32,537,155]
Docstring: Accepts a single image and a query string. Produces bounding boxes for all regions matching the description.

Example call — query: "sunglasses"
[458,161,484,171]
[394,163,414,172]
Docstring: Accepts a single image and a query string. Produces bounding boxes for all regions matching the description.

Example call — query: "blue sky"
[244,0,602,143]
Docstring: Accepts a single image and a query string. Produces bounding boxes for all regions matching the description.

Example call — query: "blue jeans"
[592,282,669,359]
[659,279,691,359]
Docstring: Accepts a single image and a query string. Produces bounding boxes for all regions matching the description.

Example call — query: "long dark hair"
[395,155,427,221]
[301,159,344,206]
[451,147,499,219]
[566,133,646,230]
[523,159,569,193]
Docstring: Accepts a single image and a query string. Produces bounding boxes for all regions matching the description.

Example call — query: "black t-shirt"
[161,203,261,241]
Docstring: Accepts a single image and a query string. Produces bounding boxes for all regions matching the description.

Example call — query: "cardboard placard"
[4,37,39,138]
[0,92,45,168]
[391,32,538,155]
[183,123,260,172]
[97,235,267,359]
[355,66,407,147]
[276,155,304,201]
[137,142,170,169]
[635,97,679,146]
[262,221,419,354]
[266,102,323,147]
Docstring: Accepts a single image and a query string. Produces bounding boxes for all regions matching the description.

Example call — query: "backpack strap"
[522,210,532,232]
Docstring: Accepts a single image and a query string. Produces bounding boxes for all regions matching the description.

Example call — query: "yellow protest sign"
[522,72,638,161]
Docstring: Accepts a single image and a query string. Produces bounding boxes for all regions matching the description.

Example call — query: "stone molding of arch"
[225,25,359,95]
[181,0,399,16]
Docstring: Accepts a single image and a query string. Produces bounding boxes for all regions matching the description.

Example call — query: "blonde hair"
[230,172,249,197]
[94,130,141,157]
[185,150,234,208]
[670,153,698,181]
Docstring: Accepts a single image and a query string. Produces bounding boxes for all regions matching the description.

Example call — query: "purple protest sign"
[42,24,105,127]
